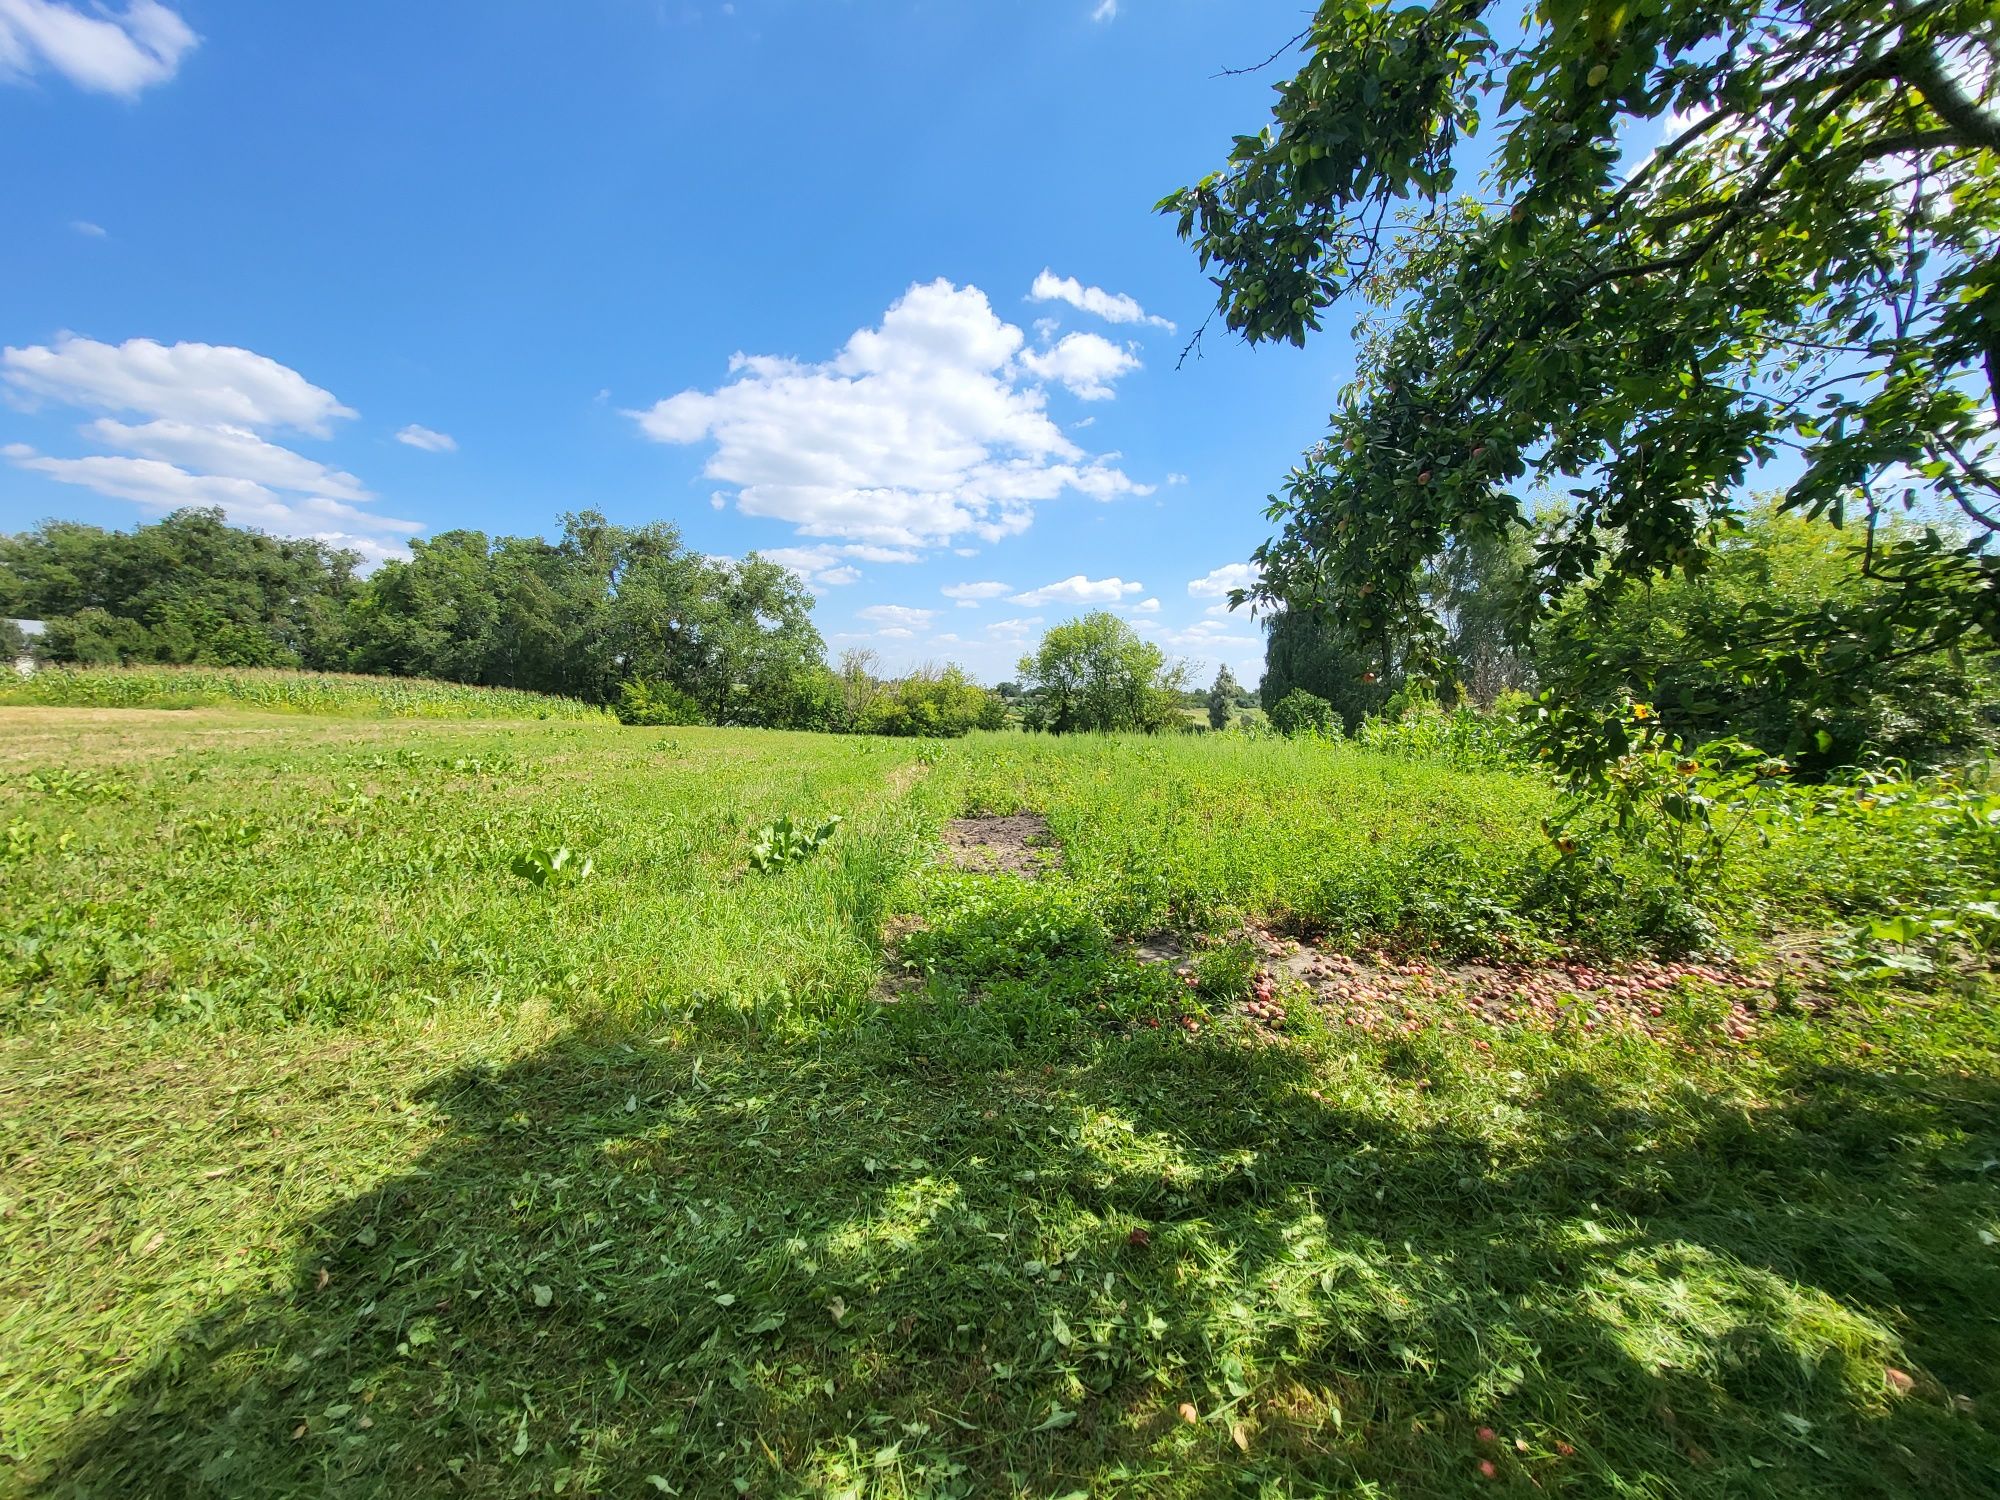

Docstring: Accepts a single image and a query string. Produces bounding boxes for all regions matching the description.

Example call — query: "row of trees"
[0,508,1014,736]
[0,511,1244,739]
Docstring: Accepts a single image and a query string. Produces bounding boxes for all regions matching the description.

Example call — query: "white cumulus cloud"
[756,546,862,588]
[83,417,371,501]
[0,0,196,97]
[754,543,920,588]
[4,334,354,435]
[1029,269,1173,331]
[2,333,419,567]
[629,279,1148,550]
[1018,332,1140,401]
[395,423,457,453]
[1189,562,1270,618]
[986,615,1045,639]
[1188,562,1258,598]
[1010,574,1143,607]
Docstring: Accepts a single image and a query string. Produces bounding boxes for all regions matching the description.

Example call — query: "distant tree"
[1429,527,1537,707]
[994,680,1022,701]
[345,514,829,720]
[837,648,885,727]
[1206,665,1240,730]
[34,608,154,666]
[346,529,501,684]
[1260,607,1389,733]
[1018,612,1188,733]
[608,545,824,724]
[0,618,27,661]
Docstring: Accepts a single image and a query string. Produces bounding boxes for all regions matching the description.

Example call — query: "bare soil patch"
[1119,923,1790,1043]
[1243,925,1782,1044]
[942,813,1061,878]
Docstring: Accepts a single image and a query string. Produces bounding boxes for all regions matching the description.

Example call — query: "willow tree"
[1164,0,1999,771]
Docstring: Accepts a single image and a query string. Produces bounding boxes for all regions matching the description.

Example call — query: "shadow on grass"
[28,1021,2000,1498]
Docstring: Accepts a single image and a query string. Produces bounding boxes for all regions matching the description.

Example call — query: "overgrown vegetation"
[0,663,607,720]
[1256,504,2000,775]
[3,707,1996,1496]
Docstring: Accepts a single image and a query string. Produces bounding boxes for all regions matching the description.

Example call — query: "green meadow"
[3,703,1997,1497]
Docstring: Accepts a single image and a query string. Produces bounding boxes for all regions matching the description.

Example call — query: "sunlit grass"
[2,707,1996,1496]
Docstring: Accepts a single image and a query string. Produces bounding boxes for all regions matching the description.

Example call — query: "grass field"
[3,706,1997,1497]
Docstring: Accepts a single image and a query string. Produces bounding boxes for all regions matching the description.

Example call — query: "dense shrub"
[1534,505,1999,774]
[1356,701,1529,772]
[1268,688,1338,737]
[2,511,357,669]
[615,678,707,726]
[859,666,1003,738]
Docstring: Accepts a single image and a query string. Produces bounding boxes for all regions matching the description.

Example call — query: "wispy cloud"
[942,580,1012,605]
[2,333,419,567]
[395,424,457,453]
[0,0,197,97]
[4,334,354,435]
[858,604,937,629]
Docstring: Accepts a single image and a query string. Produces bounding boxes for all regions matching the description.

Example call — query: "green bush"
[858,666,999,738]
[615,678,707,726]
[1016,613,1186,734]
[1534,503,2000,773]
[1268,688,1338,738]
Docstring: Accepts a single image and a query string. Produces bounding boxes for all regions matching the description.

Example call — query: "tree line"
[1,509,1274,740]
[0,508,1011,736]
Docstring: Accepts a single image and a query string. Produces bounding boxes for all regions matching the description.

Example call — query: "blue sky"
[0,1,1370,685]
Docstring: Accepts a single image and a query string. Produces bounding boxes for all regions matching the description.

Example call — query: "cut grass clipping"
[2,706,1997,1497]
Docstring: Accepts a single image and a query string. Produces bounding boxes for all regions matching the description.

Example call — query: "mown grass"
[0,665,608,720]
[0,714,933,1033]
[3,709,1997,1497]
